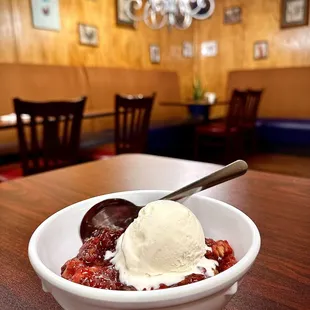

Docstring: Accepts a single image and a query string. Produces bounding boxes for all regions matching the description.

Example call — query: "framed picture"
[281,0,309,28]
[254,41,268,60]
[149,44,161,64]
[201,41,218,57]
[31,0,61,31]
[224,6,242,24]
[182,41,193,58]
[78,24,99,47]
[116,0,135,28]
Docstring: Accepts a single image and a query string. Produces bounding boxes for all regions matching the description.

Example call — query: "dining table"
[0,154,309,310]
[160,100,228,121]
[0,110,116,130]
[160,100,229,107]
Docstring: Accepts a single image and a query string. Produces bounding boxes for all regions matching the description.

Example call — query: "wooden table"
[0,154,309,310]
[161,100,228,121]
[160,100,229,107]
[0,110,115,130]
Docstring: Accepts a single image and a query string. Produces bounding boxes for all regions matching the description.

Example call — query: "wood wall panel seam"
[9,0,18,63]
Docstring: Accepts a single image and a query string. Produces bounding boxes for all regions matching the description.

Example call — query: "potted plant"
[190,78,206,119]
[193,78,204,101]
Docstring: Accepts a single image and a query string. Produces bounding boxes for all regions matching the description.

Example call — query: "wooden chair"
[194,90,247,163]
[14,97,86,176]
[88,93,155,160]
[241,89,264,154]
[115,93,155,154]
[242,89,263,129]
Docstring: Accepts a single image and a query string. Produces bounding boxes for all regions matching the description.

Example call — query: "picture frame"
[149,44,161,64]
[182,41,194,58]
[281,0,309,28]
[116,0,135,28]
[201,41,218,57]
[253,41,268,60]
[224,6,242,24]
[30,0,61,31]
[78,23,99,47]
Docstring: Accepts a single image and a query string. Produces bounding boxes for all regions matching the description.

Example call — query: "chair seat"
[88,143,116,160]
[0,159,72,181]
[0,163,23,182]
[242,123,256,130]
[196,123,239,136]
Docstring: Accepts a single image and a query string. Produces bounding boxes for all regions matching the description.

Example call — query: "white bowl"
[28,190,260,310]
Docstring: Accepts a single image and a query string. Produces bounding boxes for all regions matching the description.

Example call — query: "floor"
[247,153,310,179]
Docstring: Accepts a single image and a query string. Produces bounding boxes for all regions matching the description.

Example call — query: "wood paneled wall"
[0,0,194,100]
[194,0,310,118]
[1,0,310,120]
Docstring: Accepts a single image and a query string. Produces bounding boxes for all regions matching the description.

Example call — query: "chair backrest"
[115,93,155,154]
[226,89,247,130]
[242,89,264,128]
[14,97,86,176]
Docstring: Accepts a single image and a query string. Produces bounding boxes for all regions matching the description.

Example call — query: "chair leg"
[225,134,242,163]
[238,132,246,159]
[194,132,200,161]
[243,129,256,157]
[224,137,232,164]
[250,129,257,155]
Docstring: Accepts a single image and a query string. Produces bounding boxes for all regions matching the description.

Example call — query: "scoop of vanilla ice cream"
[111,200,217,290]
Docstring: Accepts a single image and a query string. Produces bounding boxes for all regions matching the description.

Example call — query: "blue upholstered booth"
[256,119,310,156]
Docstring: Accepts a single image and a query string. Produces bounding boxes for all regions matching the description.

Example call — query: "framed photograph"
[78,24,99,47]
[201,41,218,57]
[149,44,161,64]
[116,0,135,28]
[281,0,309,28]
[182,41,193,58]
[224,6,242,24]
[254,41,268,60]
[31,0,61,31]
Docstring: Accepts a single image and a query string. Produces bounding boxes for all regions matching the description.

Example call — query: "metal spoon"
[80,160,248,241]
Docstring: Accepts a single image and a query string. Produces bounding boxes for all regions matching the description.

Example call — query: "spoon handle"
[162,160,248,202]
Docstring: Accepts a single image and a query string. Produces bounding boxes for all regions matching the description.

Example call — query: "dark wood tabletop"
[0,154,309,310]
[0,110,115,130]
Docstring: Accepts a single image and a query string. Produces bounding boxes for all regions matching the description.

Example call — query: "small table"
[161,100,228,121]
[0,154,309,309]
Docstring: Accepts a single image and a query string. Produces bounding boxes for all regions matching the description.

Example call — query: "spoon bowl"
[80,198,139,240]
[80,160,248,241]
